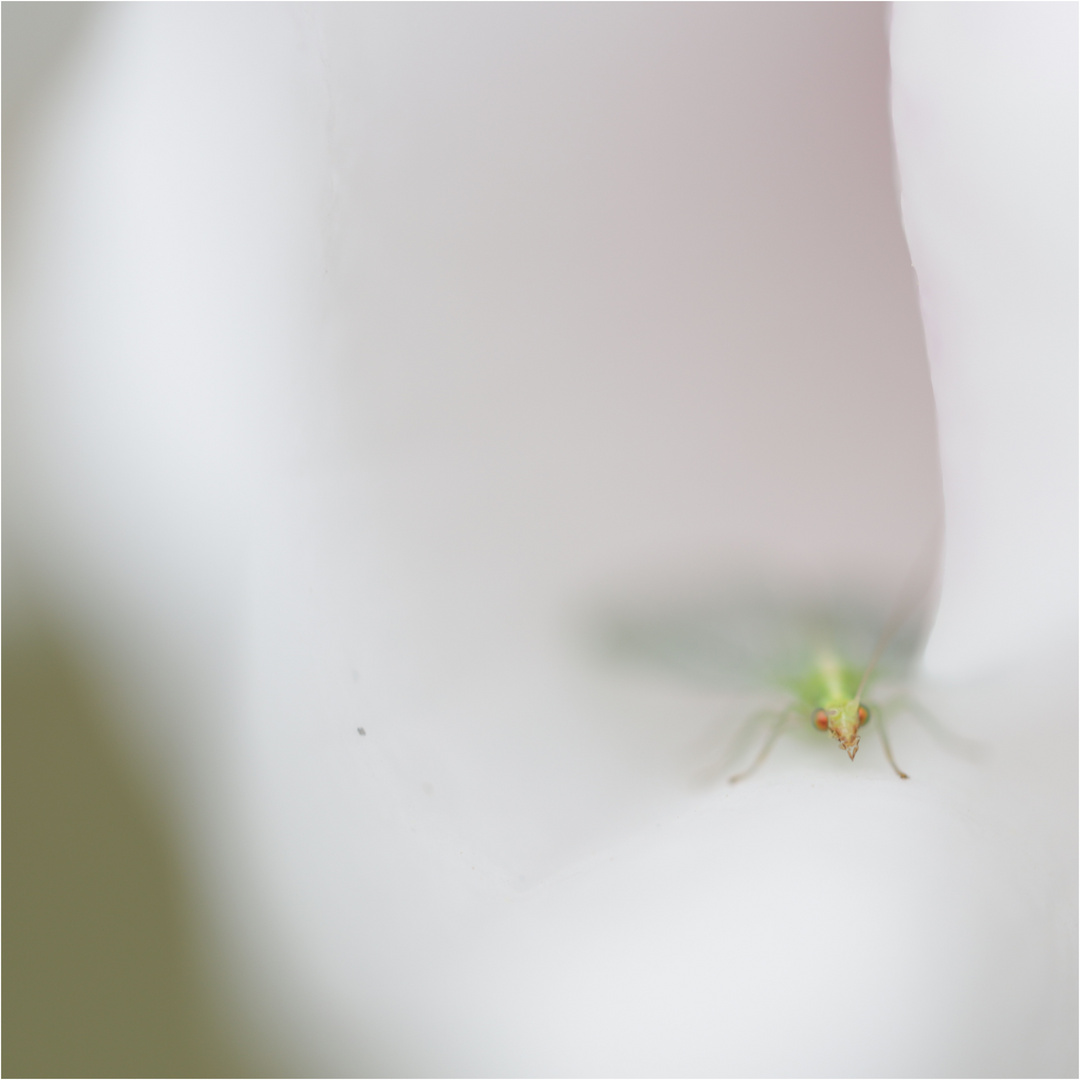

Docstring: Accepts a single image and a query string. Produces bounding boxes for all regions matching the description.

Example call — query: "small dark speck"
[357,727,366,736]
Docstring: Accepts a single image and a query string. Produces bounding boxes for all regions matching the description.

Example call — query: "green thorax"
[785,647,864,710]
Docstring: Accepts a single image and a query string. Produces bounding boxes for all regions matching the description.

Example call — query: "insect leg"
[879,693,985,761]
[693,707,774,786]
[729,710,794,784]
[876,709,910,780]
[722,705,779,761]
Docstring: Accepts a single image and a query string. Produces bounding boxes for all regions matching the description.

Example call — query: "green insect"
[727,631,908,783]
[599,573,936,782]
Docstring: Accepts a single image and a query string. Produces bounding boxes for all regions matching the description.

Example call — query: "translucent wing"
[593,581,931,694]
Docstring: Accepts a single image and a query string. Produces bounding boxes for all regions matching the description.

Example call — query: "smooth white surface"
[6,5,1075,1075]
[892,2,1078,679]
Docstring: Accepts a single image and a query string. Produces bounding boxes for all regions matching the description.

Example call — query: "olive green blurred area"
[3,5,265,1076]
[3,620,263,1078]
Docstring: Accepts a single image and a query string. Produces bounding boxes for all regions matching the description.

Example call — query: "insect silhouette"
[597,567,941,782]
[726,623,909,782]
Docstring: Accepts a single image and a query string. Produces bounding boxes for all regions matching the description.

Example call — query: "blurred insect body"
[600,575,934,782]
[730,640,907,783]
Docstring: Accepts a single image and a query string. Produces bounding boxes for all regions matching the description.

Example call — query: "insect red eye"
[813,709,829,731]
[858,705,869,725]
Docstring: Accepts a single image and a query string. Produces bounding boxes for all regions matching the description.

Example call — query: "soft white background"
[5,4,1075,1075]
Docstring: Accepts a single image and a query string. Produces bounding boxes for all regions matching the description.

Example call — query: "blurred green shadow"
[3,620,266,1077]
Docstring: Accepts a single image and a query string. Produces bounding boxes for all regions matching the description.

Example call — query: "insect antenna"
[853,523,943,776]
[854,522,943,711]
[853,606,903,713]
